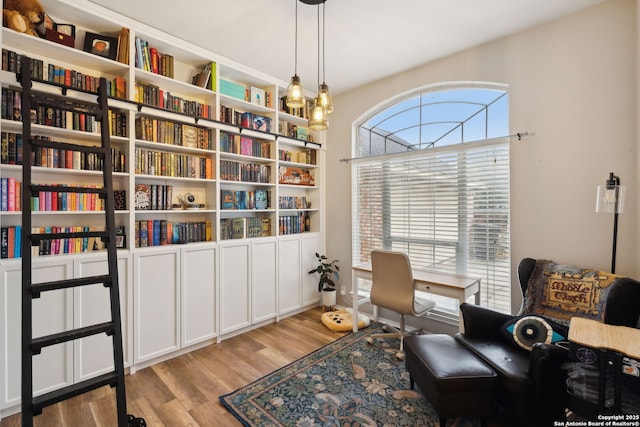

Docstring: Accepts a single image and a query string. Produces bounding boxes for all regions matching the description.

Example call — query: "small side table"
[567,317,640,416]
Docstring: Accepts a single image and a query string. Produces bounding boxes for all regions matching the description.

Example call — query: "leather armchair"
[454,258,640,426]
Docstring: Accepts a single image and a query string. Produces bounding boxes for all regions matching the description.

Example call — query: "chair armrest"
[528,342,570,424]
[459,302,513,340]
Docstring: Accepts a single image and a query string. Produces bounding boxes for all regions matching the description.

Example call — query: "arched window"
[352,84,510,315]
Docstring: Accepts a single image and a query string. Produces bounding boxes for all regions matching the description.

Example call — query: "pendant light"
[316,2,333,115]
[286,0,305,109]
[308,3,328,130]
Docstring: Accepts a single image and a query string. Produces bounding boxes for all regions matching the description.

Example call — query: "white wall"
[326,0,638,315]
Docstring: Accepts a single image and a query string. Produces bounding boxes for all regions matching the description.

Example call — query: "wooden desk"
[351,262,481,332]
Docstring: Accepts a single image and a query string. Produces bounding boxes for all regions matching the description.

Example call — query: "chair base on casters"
[366,314,420,360]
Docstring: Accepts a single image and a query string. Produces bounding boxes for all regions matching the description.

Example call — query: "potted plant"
[308,252,339,309]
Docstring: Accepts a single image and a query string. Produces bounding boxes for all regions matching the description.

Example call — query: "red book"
[66,150,73,168]
[64,69,71,87]
[147,220,154,246]
[14,181,20,212]
[150,47,159,74]
[7,227,14,258]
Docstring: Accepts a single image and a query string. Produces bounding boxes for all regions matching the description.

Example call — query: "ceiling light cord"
[294,0,299,76]
[322,2,326,85]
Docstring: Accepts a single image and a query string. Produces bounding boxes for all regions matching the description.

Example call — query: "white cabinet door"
[219,242,250,335]
[181,245,216,347]
[133,248,180,363]
[74,253,131,381]
[301,234,323,306]
[1,258,74,409]
[251,239,277,323]
[278,237,301,315]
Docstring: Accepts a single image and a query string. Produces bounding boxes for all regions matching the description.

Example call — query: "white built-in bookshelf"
[0,0,325,418]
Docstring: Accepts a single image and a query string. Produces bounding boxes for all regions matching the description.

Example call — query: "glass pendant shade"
[317,82,333,114]
[308,96,328,130]
[287,75,305,108]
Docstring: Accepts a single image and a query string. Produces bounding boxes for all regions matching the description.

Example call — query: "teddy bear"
[3,0,46,37]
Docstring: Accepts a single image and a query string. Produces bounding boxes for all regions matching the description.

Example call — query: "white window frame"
[351,83,511,318]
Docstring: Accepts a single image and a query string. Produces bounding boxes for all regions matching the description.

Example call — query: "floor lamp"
[595,172,625,273]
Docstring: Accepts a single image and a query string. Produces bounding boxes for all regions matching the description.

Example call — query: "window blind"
[352,138,511,314]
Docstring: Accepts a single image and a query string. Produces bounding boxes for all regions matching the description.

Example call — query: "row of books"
[220,217,271,240]
[134,184,173,210]
[278,148,316,165]
[134,117,213,150]
[1,225,112,258]
[220,160,271,183]
[1,133,127,172]
[220,131,271,159]
[0,226,21,259]
[220,189,270,210]
[134,148,213,179]
[219,107,272,133]
[0,177,20,211]
[279,96,311,119]
[134,220,212,247]
[31,186,105,212]
[279,195,310,210]
[191,62,216,90]
[1,48,127,98]
[279,213,310,235]
[2,88,110,135]
[134,38,174,78]
[133,80,213,118]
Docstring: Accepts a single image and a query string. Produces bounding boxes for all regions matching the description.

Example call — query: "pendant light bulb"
[317,82,333,115]
[309,95,328,130]
[287,75,305,108]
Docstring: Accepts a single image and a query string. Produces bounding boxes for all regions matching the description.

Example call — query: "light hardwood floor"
[0,308,511,426]
[0,308,346,427]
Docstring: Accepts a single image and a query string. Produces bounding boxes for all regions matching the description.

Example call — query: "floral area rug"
[219,323,480,426]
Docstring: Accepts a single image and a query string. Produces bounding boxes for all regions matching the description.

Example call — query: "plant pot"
[320,289,336,310]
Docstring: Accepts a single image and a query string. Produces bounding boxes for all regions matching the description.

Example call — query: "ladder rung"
[31,274,112,295]
[28,92,103,116]
[30,184,106,196]
[32,371,120,415]
[31,230,109,242]
[30,138,108,155]
[31,321,115,353]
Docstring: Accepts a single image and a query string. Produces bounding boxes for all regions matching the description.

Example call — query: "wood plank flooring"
[0,308,511,426]
[0,308,346,427]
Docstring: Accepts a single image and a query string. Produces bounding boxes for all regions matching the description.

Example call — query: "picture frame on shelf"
[115,226,126,248]
[55,24,76,37]
[83,32,118,60]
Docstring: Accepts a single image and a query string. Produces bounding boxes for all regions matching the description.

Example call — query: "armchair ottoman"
[404,334,497,427]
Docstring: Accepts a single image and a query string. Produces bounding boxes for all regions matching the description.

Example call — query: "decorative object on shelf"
[308,252,340,292]
[2,0,45,37]
[55,23,75,37]
[286,0,305,109]
[595,172,625,273]
[83,31,118,60]
[115,225,126,249]
[177,192,203,210]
